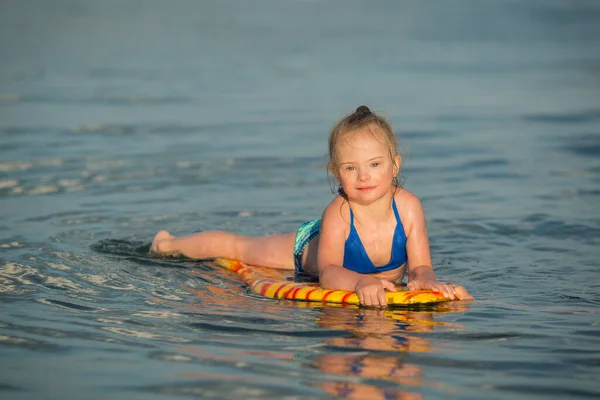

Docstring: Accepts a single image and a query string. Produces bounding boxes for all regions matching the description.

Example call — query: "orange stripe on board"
[321,290,335,302]
[286,286,302,300]
[304,288,318,300]
[273,283,290,299]
[341,292,354,303]
[229,261,242,272]
[260,282,272,297]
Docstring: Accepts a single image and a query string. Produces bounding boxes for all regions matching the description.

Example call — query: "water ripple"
[496,384,599,399]
[0,93,193,106]
[523,109,600,124]
[37,298,103,312]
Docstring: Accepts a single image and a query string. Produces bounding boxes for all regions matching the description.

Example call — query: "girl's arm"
[403,194,437,280]
[317,199,396,307]
[404,194,472,300]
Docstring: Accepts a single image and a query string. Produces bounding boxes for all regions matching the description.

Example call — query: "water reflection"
[304,306,466,399]
[317,369,423,400]
[80,245,471,398]
[165,277,470,400]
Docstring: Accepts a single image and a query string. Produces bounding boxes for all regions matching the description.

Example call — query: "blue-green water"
[1,1,600,399]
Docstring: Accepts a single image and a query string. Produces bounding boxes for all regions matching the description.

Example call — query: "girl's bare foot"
[452,285,474,300]
[149,230,176,256]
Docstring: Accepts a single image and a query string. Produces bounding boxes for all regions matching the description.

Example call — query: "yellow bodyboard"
[211,258,449,307]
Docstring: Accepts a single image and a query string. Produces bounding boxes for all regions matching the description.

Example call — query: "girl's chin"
[348,189,387,203]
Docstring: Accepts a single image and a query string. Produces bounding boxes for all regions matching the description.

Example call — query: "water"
[1,0,600,398]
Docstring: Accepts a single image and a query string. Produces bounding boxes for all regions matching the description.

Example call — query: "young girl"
[150,106,473,307]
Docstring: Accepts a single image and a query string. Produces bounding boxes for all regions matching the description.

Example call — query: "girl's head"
[328,106,402,194]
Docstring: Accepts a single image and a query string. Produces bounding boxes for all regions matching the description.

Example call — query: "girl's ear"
[328,162,339,179]
[393,155,402,174]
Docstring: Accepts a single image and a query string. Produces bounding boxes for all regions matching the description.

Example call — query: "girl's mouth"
[357,186,376,192]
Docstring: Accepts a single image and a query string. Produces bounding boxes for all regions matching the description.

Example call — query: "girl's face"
[335,127,400,205]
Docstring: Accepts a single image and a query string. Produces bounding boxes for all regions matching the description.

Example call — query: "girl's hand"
[355,276,397,307]
[407,279,473,300]
[149,230,177,256]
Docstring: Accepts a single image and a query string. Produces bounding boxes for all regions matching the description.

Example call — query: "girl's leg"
[301,235,320,276]
[233,232,297,270]
[151,230,297,270]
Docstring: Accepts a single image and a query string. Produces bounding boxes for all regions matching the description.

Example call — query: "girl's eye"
[346,166,355,171]
[371,162,380,167]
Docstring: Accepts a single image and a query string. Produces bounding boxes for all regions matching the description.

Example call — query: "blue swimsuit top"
[343,198,408,273]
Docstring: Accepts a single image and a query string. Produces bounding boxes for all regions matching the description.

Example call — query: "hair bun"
[355,105,371,114]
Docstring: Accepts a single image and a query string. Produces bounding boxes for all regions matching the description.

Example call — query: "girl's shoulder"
[394,187,421,204]
[322,195,351,222]
[393,188,425,218]
[320,195,352,238]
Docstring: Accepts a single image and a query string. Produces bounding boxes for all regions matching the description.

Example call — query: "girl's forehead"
[336,136,390,163]
[338,127,388,149]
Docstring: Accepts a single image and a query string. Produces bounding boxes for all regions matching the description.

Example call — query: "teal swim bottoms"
[293,219,321,273]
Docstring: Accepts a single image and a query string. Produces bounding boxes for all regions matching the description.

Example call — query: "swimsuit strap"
[392,197,400,223]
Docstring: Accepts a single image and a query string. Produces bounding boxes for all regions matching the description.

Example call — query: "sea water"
[1,1,599,399]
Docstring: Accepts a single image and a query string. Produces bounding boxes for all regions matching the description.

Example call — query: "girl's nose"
[358,168,370,181]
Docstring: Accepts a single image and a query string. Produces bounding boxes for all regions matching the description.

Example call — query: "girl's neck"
[348,190,395,223]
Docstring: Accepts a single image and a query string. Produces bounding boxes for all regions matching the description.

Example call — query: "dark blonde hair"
[327,106,402,195]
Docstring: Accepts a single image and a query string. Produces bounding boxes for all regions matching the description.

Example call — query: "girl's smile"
[336,128,400,204]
